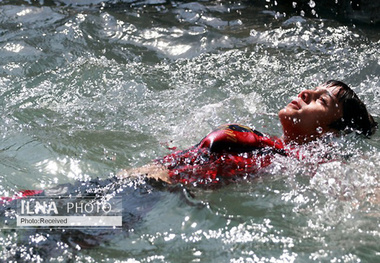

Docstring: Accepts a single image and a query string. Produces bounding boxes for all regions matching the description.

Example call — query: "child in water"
[1,79,377,201]
[119,80,377,186]
[0,80,376,254]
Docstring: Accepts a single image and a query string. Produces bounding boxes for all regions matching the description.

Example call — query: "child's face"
[278,85,343,143]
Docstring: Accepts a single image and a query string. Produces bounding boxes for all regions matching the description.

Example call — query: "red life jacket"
[159,124,286,185]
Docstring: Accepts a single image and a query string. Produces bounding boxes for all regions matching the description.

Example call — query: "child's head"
[278,80,377,144]
[326,80,377,136]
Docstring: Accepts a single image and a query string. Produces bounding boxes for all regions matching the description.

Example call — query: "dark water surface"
[0,0,379,262]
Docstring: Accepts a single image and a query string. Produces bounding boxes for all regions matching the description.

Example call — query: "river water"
[0,0,379,262]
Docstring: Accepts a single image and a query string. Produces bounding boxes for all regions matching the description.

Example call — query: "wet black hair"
[327,80,377,136]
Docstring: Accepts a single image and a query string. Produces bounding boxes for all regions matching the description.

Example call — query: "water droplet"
[308,0,316,8]
[316,126,323,134]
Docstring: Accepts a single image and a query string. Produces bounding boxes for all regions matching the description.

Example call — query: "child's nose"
[298,90,312,104]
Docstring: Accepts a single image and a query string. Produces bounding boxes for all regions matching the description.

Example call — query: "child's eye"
[319,97,327,105]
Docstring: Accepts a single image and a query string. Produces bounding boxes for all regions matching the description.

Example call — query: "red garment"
[0,190,44,204]
[159,124,286,185]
